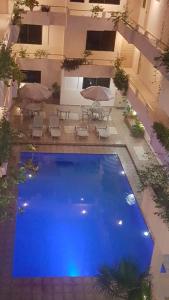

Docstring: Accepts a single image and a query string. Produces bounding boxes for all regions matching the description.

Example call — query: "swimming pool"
[13,152,153,277]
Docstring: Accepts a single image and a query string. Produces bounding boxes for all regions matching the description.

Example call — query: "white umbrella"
[80,86,113,102]
[19,83,52,101]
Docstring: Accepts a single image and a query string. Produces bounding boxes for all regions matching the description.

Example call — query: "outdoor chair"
[81,106,91,120]
[102,107,112,122]
[75,125,89,138]
[95,125,112,139]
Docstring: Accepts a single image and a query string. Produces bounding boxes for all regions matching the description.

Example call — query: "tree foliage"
[138,163,169,225]
[96,261,151,300]
[0,43,23,86]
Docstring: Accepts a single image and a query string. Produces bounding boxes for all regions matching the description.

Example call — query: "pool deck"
[0,105,157,300]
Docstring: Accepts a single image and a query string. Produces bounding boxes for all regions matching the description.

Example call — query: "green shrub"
[153,122,169,151]
[131,120,144,137]
[0,43,23,86]
[139,163,169,226]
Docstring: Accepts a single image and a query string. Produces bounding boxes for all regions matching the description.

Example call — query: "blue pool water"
[13,152,153,277]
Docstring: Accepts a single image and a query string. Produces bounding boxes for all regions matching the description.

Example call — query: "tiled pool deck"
[0,106,157,300]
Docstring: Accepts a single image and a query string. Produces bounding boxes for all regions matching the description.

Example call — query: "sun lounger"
[49,115,61,138]
[32,115,43,137]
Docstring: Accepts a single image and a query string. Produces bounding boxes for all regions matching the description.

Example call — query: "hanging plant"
[154,48,169,73]
[91,5,104,18]
[0,43,23,86]
[61,57,87,71]
[153,122,169,151]
[34,49,48,58]
[11,0,24,25]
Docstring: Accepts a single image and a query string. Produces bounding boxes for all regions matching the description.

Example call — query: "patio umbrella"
[19,83,52,101]
[80,86,113,102]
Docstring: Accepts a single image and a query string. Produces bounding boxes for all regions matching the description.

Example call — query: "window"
[86,31,116,51]
[89,0,120,3]
[21,70,41,83]
[18,25,42,44]
[82,78,110,89]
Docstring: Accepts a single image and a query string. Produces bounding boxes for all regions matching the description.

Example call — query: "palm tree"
[96,261,152,300]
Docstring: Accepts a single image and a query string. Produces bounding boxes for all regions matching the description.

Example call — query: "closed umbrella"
[19,83,52,101]
[80,86,113,102]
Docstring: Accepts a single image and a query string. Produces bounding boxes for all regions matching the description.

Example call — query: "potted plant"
[11,0,25,25]
[41,5,50,12]
[34,49,48,58]
[113,68,129,96]
[123,104,136,118]
[91,5,104,18]
[22,0,39,11]
[51,82,60,99]
[131,120,145,138]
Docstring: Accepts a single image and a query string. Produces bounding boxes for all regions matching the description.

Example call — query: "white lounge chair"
[75,125,89,138]
[96,125,112,139]
[32,115,43,138]
[49,115,61,138]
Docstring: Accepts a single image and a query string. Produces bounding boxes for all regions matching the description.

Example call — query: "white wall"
[146,0,169,43]
[60,75,115,106]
